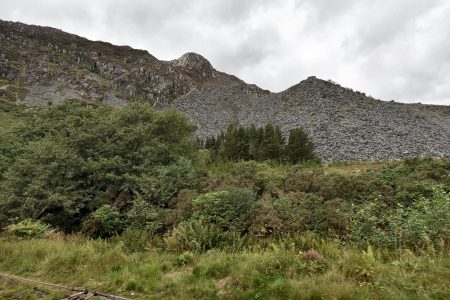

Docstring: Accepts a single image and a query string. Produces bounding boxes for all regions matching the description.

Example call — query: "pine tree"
[260,124,283,161]
[285,128,317,163]
[222,124,238,160]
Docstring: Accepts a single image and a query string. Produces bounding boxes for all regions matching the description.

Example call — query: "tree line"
[199,123,318,163]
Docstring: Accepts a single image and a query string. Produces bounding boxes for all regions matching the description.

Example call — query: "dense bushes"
[350,186,450,249]
[188,158,449,251]
[0,101,197,231]
[4,219,55,239]
[191,187,255,231]
[0,102,449,255]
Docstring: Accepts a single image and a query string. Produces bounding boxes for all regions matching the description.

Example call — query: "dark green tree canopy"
[0,101,198,231]
[285,128,318,163]
[201,123,317,163]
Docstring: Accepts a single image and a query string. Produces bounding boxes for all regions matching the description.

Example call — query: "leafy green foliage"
[174,251,195,266]
[350,185,450,249]
[4,219,54,239]
[0,101,449,255]
[0,101,197,232]
[82,205,123,238]
[164,220,239,252]
[191,187,256,231]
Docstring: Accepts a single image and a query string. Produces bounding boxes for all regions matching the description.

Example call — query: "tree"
[285,128,317,163]
[260,124,283,161]
[0,101,198,231]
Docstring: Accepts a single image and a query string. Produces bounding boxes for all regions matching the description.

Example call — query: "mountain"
[1,19,449,162]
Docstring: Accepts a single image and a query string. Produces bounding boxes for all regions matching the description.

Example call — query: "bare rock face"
[168,77,450,162]
[172,52,217,80]
[0,19,449,162]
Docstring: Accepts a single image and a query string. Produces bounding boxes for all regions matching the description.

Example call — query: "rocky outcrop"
[168,77,450,162]
[0,20,240,108]
[171,52,217,81]
[0,19,449,162]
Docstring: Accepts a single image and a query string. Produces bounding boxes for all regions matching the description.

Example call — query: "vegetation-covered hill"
[1,19,449,162]
[0,101,449,299]
[1,17,449,298]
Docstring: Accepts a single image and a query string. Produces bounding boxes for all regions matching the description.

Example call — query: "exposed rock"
[104,92,127,108]
[168,77,450,162]
[171,52,217,80]
[0,19,449,162]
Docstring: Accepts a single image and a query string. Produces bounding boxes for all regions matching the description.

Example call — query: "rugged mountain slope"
[1,20,449,162]
[0,19,256,107]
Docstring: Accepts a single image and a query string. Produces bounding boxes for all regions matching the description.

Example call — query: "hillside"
[1,19,449,162]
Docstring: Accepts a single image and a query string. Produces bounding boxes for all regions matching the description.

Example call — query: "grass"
[0,100,28,128]
[207,159,387,179]
[0,235,448,299]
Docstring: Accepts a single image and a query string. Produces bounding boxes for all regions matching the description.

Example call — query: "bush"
[164,220,221,252]
[173,251,195,266]
[248,198,283,237]
[126,198,161,233]
[4,219,55,239]
[0,101,197,232]
[164,220,239,253]
[82,205,123,238]
[191,187,256,231]
[349,185,450,249]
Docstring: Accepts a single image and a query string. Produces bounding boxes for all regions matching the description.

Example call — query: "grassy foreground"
[0,235,449,300]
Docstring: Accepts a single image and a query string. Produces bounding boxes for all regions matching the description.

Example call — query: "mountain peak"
[174,52,211,67]
[171,52,216,79]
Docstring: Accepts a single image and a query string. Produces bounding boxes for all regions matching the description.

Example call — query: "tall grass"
[0,234,448,299]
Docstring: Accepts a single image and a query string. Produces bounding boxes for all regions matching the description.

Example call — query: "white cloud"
[0,0,449,104]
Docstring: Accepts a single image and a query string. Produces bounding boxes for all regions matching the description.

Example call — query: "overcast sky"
[1,0,449,105]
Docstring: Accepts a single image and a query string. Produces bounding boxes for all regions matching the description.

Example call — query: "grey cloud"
[0,0,448,104]
[213,26,281,73]
[295,0,357,21]
[343,0,440,56]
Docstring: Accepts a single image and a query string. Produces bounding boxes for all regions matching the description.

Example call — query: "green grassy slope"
[0,235,449,300]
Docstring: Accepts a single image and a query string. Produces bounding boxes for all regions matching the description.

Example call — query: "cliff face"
[1,20,449,162]
[0,20,247,108]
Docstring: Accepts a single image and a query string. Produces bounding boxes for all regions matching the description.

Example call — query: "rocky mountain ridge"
[0,19,449,162]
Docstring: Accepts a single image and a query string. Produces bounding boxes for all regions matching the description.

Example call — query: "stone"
[0,19,448,163]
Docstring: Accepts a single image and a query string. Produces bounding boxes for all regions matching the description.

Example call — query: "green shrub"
[249,197,283,237]
[126,198,161,233]
[341,246,378,283]
[82,205,123,238]
[4,219,55,239]
[164,220,238,253]
[349,185,450,250]
[191,187,256,231]
[0,102,197,232]
[174,251,195,266]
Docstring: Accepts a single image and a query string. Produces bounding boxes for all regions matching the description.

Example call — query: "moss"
[74,68,90,81]
[39,46,51,53]
[6,85,29,100]
[0,79,12,86]
[343,106,358,113]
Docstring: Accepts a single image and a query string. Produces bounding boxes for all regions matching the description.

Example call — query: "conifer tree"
[285,128,317,163]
